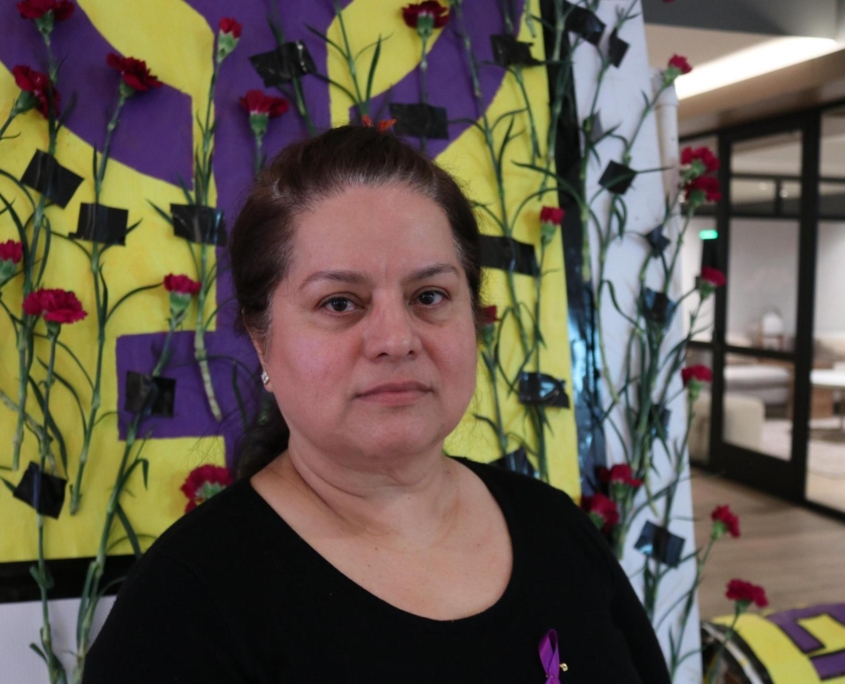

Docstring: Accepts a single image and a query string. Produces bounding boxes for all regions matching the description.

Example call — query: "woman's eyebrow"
[299,263,459,290]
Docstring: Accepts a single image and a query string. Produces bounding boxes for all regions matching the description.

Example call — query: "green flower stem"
[94,92,128,203]
[0,105,20,141]
[253,131,265,176]
[70,90,131,515]
[195,246,221,421]
[482,350,510,457]
[11,317,34,470]
[511,66,540,165]
[72,314,178,684]
[35,326,67,684]
[705,606,743,684]
[333,0,366,116]
[419,32,430,155]
[290,75,317,138]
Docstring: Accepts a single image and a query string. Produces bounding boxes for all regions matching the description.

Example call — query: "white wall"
[726,219,800,342]
[575,3,701,682]
[815,222,845,333]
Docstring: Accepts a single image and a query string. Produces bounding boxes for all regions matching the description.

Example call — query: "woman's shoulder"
[452,456,615,566]
[133,475,285,583]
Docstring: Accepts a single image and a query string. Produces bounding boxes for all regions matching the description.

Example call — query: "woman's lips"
[356,381,431,405]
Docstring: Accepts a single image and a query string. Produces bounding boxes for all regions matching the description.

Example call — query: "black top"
[83,458,671,683]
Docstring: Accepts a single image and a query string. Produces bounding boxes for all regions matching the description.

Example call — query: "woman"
[84,125,671,683]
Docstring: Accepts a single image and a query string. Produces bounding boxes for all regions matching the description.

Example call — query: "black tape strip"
[491,447,537,478]
[170,204,226,246]
[479,234,539,276]
[388,103,449,140]
[648,405,671,439]
[490,34,541,67]
[642,288,677,326]
[123,371,176,417]
[645,225,670,257]
[70,203,129,246]
[249,41,316,87]
[518,372,571,408]
[563,2,605,46]
[599,160,636,195]
[12,462,67,519]
[20,150,84,208]
[635,521,685,567]
[608,28,629,68]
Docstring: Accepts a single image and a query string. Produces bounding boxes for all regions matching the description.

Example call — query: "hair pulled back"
[228,125,483,480]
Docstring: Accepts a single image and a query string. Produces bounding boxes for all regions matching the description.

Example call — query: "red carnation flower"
[581,492,619,534]
[163,274,201,295]
[726,579,768,608]
[699,266,726,288]
[478,305,498,326]
[22,288,87,325]
[540,206,565,225]
[668,54,692,75]
[106,53,162,93]
[681,146,720,174]
[685,175,721,204]
[17,0,74,21]
[239,90,289,118]
[682,364,712,386]
[0,240,23,265]
[361,115,397,132]
[180,464,232,512]
[402,1,450,30]
[598,464,643,489]
[711,504,741,539]
[12,65,59,118]
[219,16,242,38]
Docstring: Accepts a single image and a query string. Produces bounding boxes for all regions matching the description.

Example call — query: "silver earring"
[261,370,270,385]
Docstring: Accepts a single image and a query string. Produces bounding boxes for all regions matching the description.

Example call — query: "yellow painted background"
[0,0,578,564]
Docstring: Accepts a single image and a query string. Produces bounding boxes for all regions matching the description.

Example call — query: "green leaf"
[52,231,93,261]
[35,357,86,432]
[0,168,36,208]
[312,73,359,106]
[26,377,68,474]
[305,23,346,57]
[148,200,174,226]
[140,458,150,489]
[32,333,94,390]
[115,504,142,559]
[29,643,48,664]
[364,35,382,105]
[106,282,161,325]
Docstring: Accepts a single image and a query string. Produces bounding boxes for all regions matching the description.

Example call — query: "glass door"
[707,116,818,501]
[806,107,845,514]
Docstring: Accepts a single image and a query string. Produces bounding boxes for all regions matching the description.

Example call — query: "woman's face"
[258,183,478,465]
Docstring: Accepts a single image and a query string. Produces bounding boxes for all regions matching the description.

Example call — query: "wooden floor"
[690,467,845,619]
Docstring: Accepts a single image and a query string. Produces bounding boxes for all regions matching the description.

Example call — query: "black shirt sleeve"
[82,551,252,683]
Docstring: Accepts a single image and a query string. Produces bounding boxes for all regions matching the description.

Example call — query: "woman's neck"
[269,440,462,549]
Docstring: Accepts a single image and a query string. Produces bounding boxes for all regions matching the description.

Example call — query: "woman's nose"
[361,294,422,360]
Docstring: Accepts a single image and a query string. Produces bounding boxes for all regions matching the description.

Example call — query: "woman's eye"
[323,297,356,313]
[416,290,445,306]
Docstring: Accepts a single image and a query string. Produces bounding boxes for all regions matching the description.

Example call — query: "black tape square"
[635,521,685,567]
[249,41,316,87]
[585,111,604,143]
[645,225,670,257]
[124,371,176,417]
[388,103,449,139]
[479,235,538,276]
[12,462,67,519]
[642,288,677,326]
[491,447,537,478]
[70,203,129,246]
[490,34,541,67]
[599,161,636,195]
[20,150,84,208]
[170,205,226,246]
[563,2,605,46]
[518,372,570,408]
[648,405,671,439]
[608,29,629,68]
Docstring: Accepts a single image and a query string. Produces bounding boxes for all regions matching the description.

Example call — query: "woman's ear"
[247,329,272,391]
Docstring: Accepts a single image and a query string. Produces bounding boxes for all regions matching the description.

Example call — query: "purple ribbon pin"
[539,629,561,682]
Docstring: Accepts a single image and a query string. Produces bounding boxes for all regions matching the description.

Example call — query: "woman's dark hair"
[229,125,483,480]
